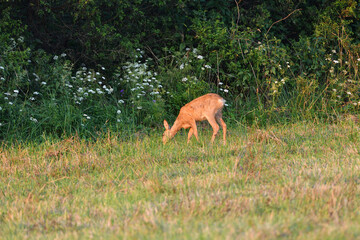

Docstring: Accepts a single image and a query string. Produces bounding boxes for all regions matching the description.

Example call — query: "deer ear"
[163,120,169,130]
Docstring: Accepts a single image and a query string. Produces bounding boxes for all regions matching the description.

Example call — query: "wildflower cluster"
[70,66,113,105]
[171,48,216,96]
[117,49,164,124]
[177,48,216,82]
[250,41,292,101]
[326,49,360,107]
[270,78,288,96]
[120,50,162,107]
[0,50,125,134]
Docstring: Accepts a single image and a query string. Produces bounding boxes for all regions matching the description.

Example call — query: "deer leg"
[190,121,199,142]
[216,116,227,145]
[206,115,220,144]
[187,128,194,143]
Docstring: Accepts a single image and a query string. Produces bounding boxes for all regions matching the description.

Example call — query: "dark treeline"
[0,0,359,141]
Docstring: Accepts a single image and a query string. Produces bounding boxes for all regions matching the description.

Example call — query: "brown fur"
[163,93,227,145]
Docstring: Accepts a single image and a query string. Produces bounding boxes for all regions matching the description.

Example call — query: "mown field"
[1,120,360,239]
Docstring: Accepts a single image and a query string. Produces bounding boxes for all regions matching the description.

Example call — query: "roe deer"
[162,93,227,145]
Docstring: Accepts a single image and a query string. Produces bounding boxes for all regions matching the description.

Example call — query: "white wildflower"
[333,60,339,64]
[53,55,58,60]
[61,53,66,57]
[180,63,184,70]
[0,66,4,70]
[33,91,39,95]
[224,89,229,93]
[118,99,125,104]
[137,106,142,110]
[197,55,204,60]
[117,110,121,114]
[347,91,352,95]
[41,81,46,85]
[182,77,188,82]
[30,117,38,122]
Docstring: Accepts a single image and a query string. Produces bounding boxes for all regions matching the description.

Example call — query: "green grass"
[1,120,360,239]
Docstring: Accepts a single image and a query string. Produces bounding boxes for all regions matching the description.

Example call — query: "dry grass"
[1,121,360,239]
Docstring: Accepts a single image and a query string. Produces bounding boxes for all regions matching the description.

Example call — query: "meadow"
[1,119,360,239]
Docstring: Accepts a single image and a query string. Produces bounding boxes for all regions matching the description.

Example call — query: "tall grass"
[1,120,360,239]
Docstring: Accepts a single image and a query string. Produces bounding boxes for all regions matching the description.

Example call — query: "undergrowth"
[1,120,360,239]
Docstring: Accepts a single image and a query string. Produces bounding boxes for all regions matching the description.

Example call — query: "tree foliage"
[0,0,359,140]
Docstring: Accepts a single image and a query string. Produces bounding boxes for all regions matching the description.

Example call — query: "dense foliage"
[0,0,359,141]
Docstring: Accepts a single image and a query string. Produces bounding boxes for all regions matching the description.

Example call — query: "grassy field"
[1,120,360,239]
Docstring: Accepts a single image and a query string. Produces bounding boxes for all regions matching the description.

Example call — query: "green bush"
[1,0,360,141]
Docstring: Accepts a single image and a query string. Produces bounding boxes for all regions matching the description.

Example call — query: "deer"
[162,93,227,145]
